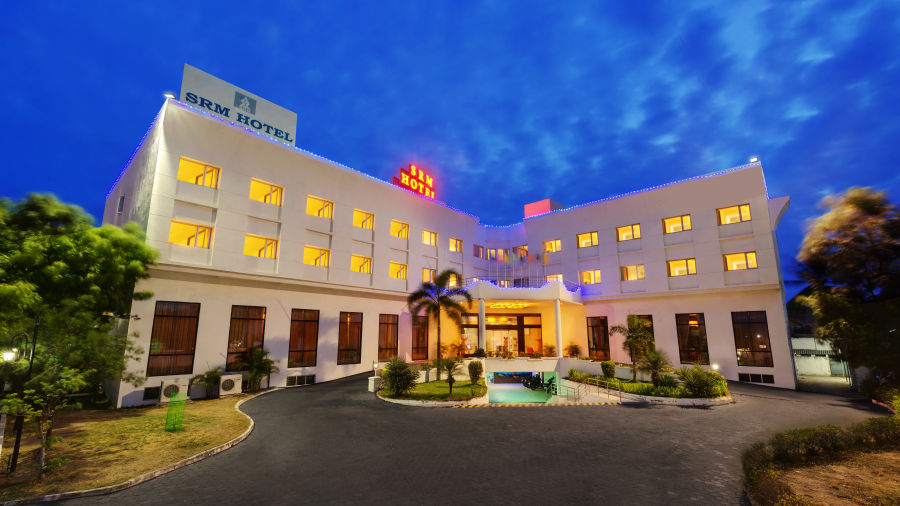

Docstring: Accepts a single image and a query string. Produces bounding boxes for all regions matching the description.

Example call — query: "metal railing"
[552,382,585,402]
[581,376,623,402]
[462,276,580,293]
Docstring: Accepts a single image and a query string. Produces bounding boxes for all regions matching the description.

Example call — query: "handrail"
[582,376,623,402]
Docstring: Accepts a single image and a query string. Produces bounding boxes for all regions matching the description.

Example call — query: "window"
[667,258,697,277]
[663,214,692,234]
[546,274,563,283]
[513,245,528,259]
[390,220,409,238]
[577,231,599,248]
[412,315,429,360]
[487,248,509,262]
[473,244,486,259]
[306,196,333,218]
[389,262,407,279]
[616,224,641,241]
[449,238,462,252]
[587,316,610,360]
[352,209,374,229]
[422,229,437,246]
[378,314,399,361]
[244,234,278,258]
[675,313,709,364]
[718,204,752,225]
[580,270,602,284]
[289,309,318,367]
[249,178,283,206]
[422,268,436,283]
[176,157,220,189]
[350,254,371,273]
[448,273,459,287]
[147,301,200,376]
[337,312,363,365]
[544,239,562,253]
[724,252,758,271]
[117,195,125,214]
[227,305,266,371]
[168,220,212,248]
[621,264,645,281]
[732,311,773,367]
[303,246,330,267]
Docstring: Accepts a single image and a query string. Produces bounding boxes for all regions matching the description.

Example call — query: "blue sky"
[2,1,898,294]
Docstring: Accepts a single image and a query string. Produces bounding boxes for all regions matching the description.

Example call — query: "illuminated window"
[513,245,528,259]
[168,220,212,248]
[352,209,374,230]
[616,224,641,242]
[176,157,220,189]
[448,273,459,287]
[577,231,599,248]
[663,214,692,234]
[389,220,408,238]
[544,239,562,253]
[580,270,602,284]
[717,204,751,225]
[724,252,758,271]
[350,254,372,273]
[422,268,435,283]
[244,234,278,259]
[473,244,486,259]
[545,274,563,283]
[449,237,463,252]
[306,196,333,218]
[487,248,498,261]
[389,262,407,279]
[303,245,330,267]
[422,229,437,246]
[621,264,645,281]
[498,280,510,287]
[667,258,697,277]
[249,178,283,206]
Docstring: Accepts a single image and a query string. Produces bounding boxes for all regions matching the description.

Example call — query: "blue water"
[488,384,551,403]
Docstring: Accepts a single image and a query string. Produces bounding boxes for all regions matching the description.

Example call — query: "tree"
[442,358,462,394]
[240,348,279,391]
[797,187,900,376]
[407,270,472,380]
[611,314,655,381]
[638,350,672,387]
[467,360,483,385]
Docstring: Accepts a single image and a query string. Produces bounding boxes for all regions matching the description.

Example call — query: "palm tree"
[407,269,473,380]
[638,350,672,386]
[239,348,280,391]
[442,358,462,394]
[610,314,655,381]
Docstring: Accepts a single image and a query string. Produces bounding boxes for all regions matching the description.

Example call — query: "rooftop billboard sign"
[179,63,298,144]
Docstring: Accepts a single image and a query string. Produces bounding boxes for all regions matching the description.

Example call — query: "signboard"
[392,164,436,199]
[179,63,298,144]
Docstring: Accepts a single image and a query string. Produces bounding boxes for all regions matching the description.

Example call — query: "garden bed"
[380,380,487,402]
[0,394,252,502]
[567,369,729,399]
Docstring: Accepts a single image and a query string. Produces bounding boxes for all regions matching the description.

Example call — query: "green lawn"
[383,380,487,401]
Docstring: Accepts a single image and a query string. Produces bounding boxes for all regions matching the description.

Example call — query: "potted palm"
[191,367,223,399]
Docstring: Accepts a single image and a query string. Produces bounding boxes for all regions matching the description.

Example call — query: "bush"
[467,360,483,385]
[473,348,486,358]
[542,344,556,357]
[381,357,419,396]
[770,425,848,465]
[600,360,616,379]
[564,344,582,358]
[657,375,678,388]
[675,365,728,398]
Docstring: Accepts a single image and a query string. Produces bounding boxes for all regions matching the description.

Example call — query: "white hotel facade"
[104,99,794,407]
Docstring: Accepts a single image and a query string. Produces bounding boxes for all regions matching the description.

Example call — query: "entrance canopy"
[465,280,582,305]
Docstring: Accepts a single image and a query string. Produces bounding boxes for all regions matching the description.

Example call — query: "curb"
[2,389,275,505]
[376,392,489,408]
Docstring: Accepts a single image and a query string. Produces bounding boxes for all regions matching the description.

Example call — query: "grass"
[382,380,487,401]
[0,394,252,502]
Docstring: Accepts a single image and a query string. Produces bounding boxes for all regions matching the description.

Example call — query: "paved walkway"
[60,375,882,505]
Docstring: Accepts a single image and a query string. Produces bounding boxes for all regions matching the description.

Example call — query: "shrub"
[770,425,848,465]
[191,367,223,398]
[473,347,486,358]
[657,375,678,389]
[600,360,616,379]
[468,360,483,385]
[542,344,556,357]
[240,348,279,391]
[675,365,728,398]
[381,357,420,396]
[564,344,582,358]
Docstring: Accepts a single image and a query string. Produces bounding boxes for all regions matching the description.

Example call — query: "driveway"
[60,375,881,505]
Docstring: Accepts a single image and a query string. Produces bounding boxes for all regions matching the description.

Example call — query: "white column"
[554,298,563,357]
[478,298,486,350]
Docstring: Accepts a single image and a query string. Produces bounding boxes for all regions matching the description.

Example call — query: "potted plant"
[191,367,223,399]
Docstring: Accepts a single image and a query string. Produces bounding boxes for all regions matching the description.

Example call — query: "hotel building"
[104,99,794,407]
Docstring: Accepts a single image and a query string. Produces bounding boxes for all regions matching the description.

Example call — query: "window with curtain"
[289,309,318,367]
[412,315,429,360]
[338,312,363,365]
[227,305,266,371]
[148,301,201,376]
[675,313,709,364]
[587,316,610,360]
[732,311,773,367]
[378,314,399,361]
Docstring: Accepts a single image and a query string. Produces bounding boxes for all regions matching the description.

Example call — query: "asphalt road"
[60,375,880,505]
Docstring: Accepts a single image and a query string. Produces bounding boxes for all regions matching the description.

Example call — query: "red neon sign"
[392,164,436,199]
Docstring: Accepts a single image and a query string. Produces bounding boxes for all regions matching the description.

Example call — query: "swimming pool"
[488,383,552,404]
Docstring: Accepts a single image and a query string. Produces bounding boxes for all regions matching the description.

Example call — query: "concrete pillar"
[554,298,563,357]
[478,298,486,351]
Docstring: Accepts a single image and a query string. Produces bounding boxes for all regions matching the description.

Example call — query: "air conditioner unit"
[219,374,243,397]
[159,378,190,403]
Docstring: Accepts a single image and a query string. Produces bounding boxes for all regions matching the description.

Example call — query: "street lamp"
[163,92,176,100]
[5,321,39,475]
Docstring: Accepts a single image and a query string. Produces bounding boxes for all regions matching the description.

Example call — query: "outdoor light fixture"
[712,363,720,371]
[1,350,15,362]
[373,360,378,371]
[163,92,177,100]
[749,156,759,163]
